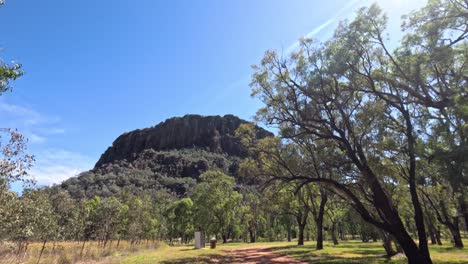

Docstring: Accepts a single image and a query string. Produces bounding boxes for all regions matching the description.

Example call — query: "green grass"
[119,242,254,264]
[118,239,468,264]
[268,240,468,264]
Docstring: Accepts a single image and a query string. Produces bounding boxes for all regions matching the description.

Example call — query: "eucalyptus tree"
[94,197,127,247]
[304,185,328,249]
[24,190,59,264]
[0,129,35,187]
[125,195,153,245]
[322,193,346,246]
[238,124,345,249]
[268,183,310,246]
[47,189,81,240]
[398,0,468,248]
[166,198,194,244]
[249,1,468,262]
[2,189,58,256]
[240,188,266,243]
[192,170,243,243]
[416,146,464,247]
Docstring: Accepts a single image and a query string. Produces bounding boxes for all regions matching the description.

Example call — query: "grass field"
[1,239,466,263]
[119,239,468,264]
[0,240,160,264]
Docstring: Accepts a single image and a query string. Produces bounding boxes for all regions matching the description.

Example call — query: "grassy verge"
[0,240,160,264]
[119,239,468,264]
[269,240,468,264]
[2,239,466,263]
[120,242,257,264]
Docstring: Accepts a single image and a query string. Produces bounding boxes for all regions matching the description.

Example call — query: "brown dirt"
[211,245,308,264]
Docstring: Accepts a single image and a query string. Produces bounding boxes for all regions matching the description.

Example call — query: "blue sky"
[0,0,426,187]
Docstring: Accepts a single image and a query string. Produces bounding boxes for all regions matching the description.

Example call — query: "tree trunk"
[393,230,433,264]
[435,227,442,245]
[434,199,464,248]
[249,229,256,243]
[16,241,22,256]
[447,219,464,248]
[296,207,308,246]
[116,238,121,248]
[287,222,292,242]
[36,240,47,264]
[331,222,339,245]
[356,160,433,264]
[297,223,305,246]
[428,226,436,245]
[459,194,468,232]
[339,222,345,240]
[361,231,369,242]
[380,231,397,257]
[315,190,327,250]
[80,240,87,257]
[402,101,431,262]
[222,234,227,244]
[316,218,324,249]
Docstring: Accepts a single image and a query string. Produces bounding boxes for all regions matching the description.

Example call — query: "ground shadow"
[160,247,308,264]
[159,254,224,264]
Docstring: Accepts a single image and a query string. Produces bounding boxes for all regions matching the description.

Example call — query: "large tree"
[192,170,243,243]
[250,1,466,263]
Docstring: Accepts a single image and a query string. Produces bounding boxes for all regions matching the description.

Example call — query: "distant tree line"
[58,148,242,198]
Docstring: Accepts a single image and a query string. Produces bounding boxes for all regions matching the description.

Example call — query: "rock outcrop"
[95,114,272,168]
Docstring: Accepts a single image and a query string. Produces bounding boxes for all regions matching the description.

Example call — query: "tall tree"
[166,198,194,244]
[249,1,468,262]
[240,188,266,243]
[192,170,243,243]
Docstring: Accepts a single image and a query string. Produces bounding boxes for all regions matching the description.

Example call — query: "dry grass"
[0,240,160,264]
[1,239,466,264]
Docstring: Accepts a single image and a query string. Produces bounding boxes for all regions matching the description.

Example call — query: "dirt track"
[211,245,307,264]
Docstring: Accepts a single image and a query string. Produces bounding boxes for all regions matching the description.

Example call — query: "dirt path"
[211,245,308,264]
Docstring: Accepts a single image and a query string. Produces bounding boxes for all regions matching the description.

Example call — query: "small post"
[210,237,217,249]
[194,231,205,249]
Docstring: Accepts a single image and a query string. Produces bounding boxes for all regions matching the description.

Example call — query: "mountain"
[95,114,272,168]
[55,114,273,199]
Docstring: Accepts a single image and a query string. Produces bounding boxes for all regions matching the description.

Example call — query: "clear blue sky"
[0,0,426,187]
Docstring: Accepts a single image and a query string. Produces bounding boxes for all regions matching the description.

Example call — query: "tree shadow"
[266,244,396,264]
[159,254,225,264]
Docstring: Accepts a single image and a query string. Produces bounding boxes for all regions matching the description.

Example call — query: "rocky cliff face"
[95,114,272,168]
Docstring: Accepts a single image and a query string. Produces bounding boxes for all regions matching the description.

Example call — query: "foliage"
[55,149,241,199]
[192,170,244,242]
[249,0,467,262]
[0,129,35,187]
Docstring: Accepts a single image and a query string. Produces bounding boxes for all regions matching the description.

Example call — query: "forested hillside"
[95,114,272,166]
[54,114,272,198]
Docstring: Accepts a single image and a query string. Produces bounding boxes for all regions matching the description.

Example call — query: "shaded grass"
[269,239,468,264]
[120,242,254,264]
[119,239,468,264]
